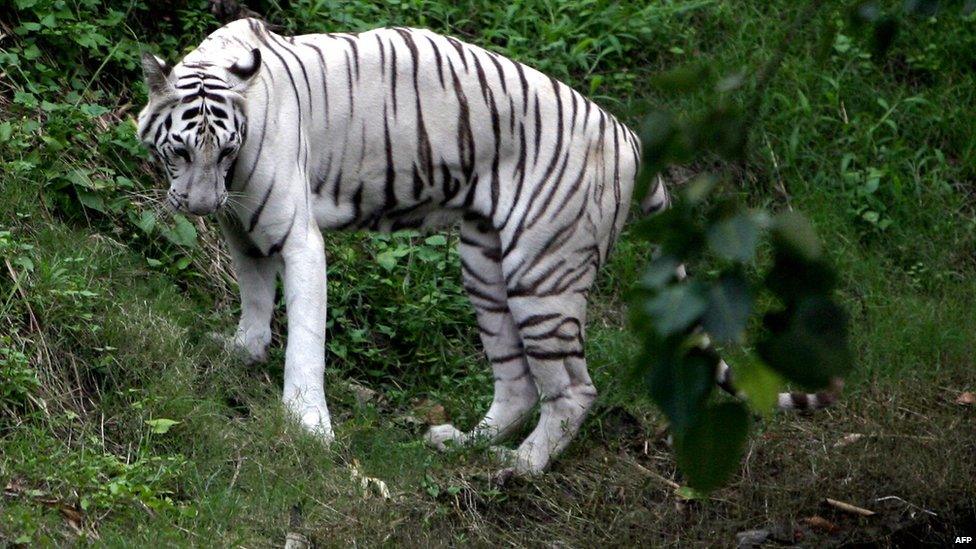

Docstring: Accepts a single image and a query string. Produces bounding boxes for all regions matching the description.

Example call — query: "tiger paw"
[208,330,270,365]
[285,398,335,444]
[424,424,466,451]
[234,327,271,365]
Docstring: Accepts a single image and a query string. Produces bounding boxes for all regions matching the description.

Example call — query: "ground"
[0,0,974,546]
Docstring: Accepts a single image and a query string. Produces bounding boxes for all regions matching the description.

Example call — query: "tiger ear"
[227,48,262,89]
[141,52,174,97]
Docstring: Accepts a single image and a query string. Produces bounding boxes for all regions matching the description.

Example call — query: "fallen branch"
[826,498,876,517]
[622,454,681,490]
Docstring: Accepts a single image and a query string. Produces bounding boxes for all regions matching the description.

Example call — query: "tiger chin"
[137,18,832,477]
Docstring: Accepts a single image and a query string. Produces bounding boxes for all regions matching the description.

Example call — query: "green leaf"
[21,44,41,61]
[13,257,34,273]
[174,256,192,270]
[134,210,156,234]
[145,418,180,434]
[675,486,706,500]
[79,103,111,118]
[707,213,760,263]
[76,190,106,213]
[642,282,708,337]
[172,215,198,248]
[424,234,447,246]
[702,273,751,344]
[376,250,397,271]
[66,168,95,190]
[674,402,750,492]
[0,122,12,142]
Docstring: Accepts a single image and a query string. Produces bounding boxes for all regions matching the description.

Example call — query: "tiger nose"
[186,203,218,215]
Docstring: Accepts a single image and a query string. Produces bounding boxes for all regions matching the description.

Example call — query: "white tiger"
[137,18,831,476]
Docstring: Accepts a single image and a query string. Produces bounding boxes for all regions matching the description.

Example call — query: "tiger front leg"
[220,217,279,365]
[279,220,334,443]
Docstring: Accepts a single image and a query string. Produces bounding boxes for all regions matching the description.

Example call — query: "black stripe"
[248,182,274,232]
[490,352,524,364]
[525,349,584,361]
[516,313,561,329]
[471,50,491,104]
[266,210,295,255]
[449,63,475,184]
[256,31,303,145]
[344,50,355,112]
[338,35,360,80]
[446,36,468,71]
[389,37,398,118]
[425,36,445,88]
[240,83,269,191]
[532,93,542,166]
[513,60,529,115]
[486,52,508,95]
[376,34,386,80]
[382,104,396,210]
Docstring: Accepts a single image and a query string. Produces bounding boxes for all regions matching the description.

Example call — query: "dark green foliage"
[673,402,751,493]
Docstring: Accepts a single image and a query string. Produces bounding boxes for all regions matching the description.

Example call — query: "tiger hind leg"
[425,217,539,450]
[503,287,597,476]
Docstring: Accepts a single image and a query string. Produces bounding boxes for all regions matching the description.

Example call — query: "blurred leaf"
[635,111,677,201]
[707,213,760,263]
[647,346,716,430]
[639,255,681,290]
[758,297,852,389]
[766,252,836,302]
[715,71,746,93]
[871,17,899,59]
[702,273,751,344]
[674,402,750,492]
[651,64,711,93]
[680,174,718,205]
[642,281,708,337]
[728,355,784,416]
[850,2,882,28]
[771,211,822,260]
[693,106,747,159]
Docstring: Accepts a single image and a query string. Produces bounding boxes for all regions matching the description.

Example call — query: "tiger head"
[137,48,262,215]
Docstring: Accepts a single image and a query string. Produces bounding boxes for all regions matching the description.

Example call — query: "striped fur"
[137,19,831,475]
[138,19,640,474]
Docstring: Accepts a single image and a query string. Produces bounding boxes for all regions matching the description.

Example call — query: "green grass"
[2,0,975,545]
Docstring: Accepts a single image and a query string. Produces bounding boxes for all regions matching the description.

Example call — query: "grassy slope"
[1,0,974,545]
